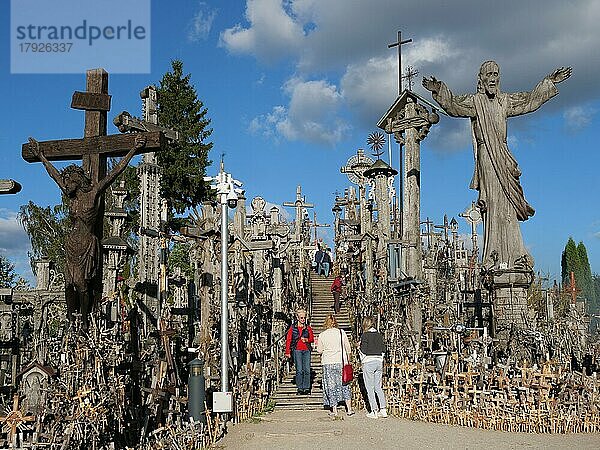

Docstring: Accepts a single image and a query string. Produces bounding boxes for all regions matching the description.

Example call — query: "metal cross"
[402,65,419,91]
[388,30,413,95]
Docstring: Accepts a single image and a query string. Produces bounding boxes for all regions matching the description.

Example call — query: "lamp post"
[204,161,243,413]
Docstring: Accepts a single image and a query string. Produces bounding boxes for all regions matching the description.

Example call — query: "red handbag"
[342,363,354,384]
[340,329,354,384]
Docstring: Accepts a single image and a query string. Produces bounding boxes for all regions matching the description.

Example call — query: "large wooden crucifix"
[22,68,166,322]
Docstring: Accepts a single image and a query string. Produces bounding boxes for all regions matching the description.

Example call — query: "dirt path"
[215,408,599,449]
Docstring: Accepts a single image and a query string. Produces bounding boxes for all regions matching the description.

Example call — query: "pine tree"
[156,60,213,227]
[561,237,580,286]
[577,242,594,301]
[593,274,600,314]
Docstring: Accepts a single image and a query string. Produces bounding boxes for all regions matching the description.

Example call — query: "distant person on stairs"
[331,273,343,314]
[359,316,387,419]
[314,245,324,274]
[321,248,332,277]
[316,315,355,417]
[285,309,314,395]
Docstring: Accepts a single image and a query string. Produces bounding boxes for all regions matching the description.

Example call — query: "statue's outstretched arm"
[422,76,442,94]
[548,66,572,84]
[28,137,67,192]
[96,134,146,195]
[423,77,474,118]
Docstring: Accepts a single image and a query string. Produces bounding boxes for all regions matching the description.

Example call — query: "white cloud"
[563,105,596,132]
[0,209,33,282]
[428,119,473,152]
[250,77,349,146]
[219,0,305,62]
[188,2,217,42]
[0,209,29,254]
[341,55,396,124]
[224,1,600,144]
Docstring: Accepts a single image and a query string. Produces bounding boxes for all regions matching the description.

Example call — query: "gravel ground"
[215,408,600,450]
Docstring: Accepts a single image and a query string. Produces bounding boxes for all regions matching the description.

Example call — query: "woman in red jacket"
[285,309,314,395]
[331,274,343,314]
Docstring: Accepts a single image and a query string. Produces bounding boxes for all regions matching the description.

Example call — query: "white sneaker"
[366,411,378,419]
[378,408,388,418]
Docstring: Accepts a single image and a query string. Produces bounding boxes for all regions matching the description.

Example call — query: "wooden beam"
[0,180,22,195]
[22,131,166,162]
[71,91,112,111]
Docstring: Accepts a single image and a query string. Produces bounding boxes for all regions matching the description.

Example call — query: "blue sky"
[1,0,599,284]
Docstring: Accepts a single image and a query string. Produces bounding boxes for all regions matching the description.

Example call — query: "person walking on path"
[316,315,354,416]
[331,274,343,314]
[285,309,314,395]
[359,316,387,418]
[321,248,332,277]
[314,246,324,275]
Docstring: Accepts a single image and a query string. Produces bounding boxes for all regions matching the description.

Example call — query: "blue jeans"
[293,349,311,391]
[362,359,386,412]
[320,262,330,277]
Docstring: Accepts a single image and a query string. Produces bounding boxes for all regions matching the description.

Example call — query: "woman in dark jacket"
[359,316,387,418]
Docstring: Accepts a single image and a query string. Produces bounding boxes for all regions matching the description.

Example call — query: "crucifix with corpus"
[22,68,167,323]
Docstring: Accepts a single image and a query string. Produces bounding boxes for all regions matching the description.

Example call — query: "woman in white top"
[316,315,354,416]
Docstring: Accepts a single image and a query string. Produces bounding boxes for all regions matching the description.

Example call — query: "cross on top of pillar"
[283,185,314,239]
[341,149,374,186]
[402,65,419,91]
[388,30,413,95]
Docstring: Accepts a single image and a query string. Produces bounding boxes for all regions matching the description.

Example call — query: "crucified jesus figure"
[28,134,146,321]
[422,61,571,270]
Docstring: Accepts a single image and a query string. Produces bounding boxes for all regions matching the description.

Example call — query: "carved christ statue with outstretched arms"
[422,61,571,269]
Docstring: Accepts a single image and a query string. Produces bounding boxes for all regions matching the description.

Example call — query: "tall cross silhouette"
[388,30,412,95]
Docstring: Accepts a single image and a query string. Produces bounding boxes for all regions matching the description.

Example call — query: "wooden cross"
[282,185,314,240]
[434,214,451,243]
[567,271,581,305]
[311,211,330,243]
[22,69,165,169]
[388,30,413,95]
[0,394,35,445]
[420,217,436,249]
[21,69,166,313]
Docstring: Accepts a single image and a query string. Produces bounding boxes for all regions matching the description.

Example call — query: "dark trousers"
[293,349,311,391]
[333,291,341,314]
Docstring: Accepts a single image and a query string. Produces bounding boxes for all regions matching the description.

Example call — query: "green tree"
[17,200,69,272]
[561,237,580,286]
[168,241,193,279]
[561,237,597,313]
[0,255,30,290]
[156,60,213,228]
[576,242,595,310]
[0,255,17,288]
[593,274,600,314]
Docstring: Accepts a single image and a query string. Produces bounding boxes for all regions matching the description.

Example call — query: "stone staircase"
[272,273,352,410]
